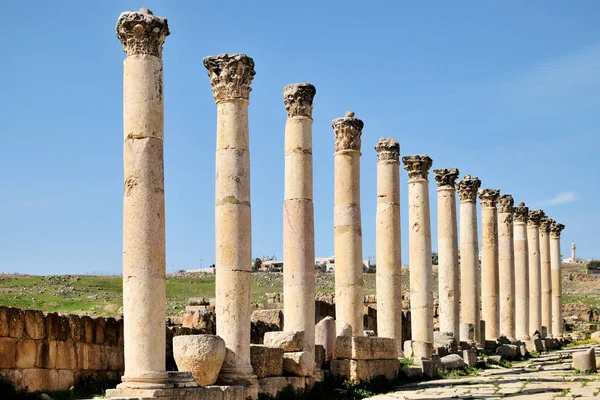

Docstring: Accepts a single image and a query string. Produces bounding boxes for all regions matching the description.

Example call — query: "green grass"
[565,339,600,348]
[437,366,483,379]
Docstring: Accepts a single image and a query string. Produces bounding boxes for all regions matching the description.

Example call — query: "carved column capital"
[456,175,481,202]
[539,217,554,233]
[513,202,529,223]
[478,189,500,208]
[550,221,565,238]
[283,83,316,118]
[203,53,256,102]
[402,154,433,181]
[374,137,400,162]
[433,168,459,188]
[332,111,363,152]
[116,8,170,57]
[498,194,514,213]
[527,209,545,227]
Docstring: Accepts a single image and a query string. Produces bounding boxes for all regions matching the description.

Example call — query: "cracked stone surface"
[367,344,600,400]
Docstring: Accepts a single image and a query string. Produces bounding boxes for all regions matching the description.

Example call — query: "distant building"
[563,241,589,265]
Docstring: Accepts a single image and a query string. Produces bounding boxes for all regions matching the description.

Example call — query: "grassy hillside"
[0,263,595,318]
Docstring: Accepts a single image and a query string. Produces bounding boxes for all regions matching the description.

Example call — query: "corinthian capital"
[332,111,363,152]
[550,221,565,238]
[539,217,554,233]
[457,175,481,202]
[513,202,529,223]
[478,189,500,208]
[527,209,544,226]
[375,137,400,162]
[497,194,514,213]
[204,54,255,102]
[283,83,316,118]
[116,8,170,57]
[402,155,433,181]
[433,168,459,188]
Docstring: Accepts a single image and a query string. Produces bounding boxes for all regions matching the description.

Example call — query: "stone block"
[264,330,305,352]
[56,340,76,369]
[330,358,400,383]
[81,315,95,343]
[400,365,422,379]
[67,314,85,342]
[0,307,9,336]
[496,344,519,360]
[462,349,477,367]
[24,310,45,340]
[434,331,458,355]
[95,317,106,344]
[525,337,543,353]
[573,348,597,372]
[315,316,336,362]
[251,309,284,328]
[107,345,125,371]
[420,358,435,378]
[173,335,225,386]
[487,355,503,365]
[315,344,326,368]
[460,323,475,342]
[258,377,308,397]
[105,318,119,345]
[337,321,352,337]
[313,369,325,382]
[36,340,57,369]
[45,313,69,341]
[86,343,108,370]
[0,337,16,368]
[440,353,465,370]
[8,308,25,338]
[283,351,312,377]
[16,339,37,368]
[21,368,49,392]
[334,336,397,360]
[591,331,600,341]
[57,369,75,390]
[250,344,283,378]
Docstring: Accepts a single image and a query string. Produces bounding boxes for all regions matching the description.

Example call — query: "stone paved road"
[367,345,600,400]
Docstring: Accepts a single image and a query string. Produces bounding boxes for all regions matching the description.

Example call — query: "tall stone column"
[513,202,530,341]
[527,209,544,336]
[433,168,460,339]
[332,111,364,336]
[116,9,170,389]
[204,54,256,385]
[283,83,316,369]
[550,221,565,337]
[497,194,515,339]
[478,189,500,340]
[375,138,402,355]
[457,175,482,344]
[539,217,553,338]
[402,155,434,356]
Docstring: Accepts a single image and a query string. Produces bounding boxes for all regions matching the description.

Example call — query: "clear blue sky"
[1,1,598,275]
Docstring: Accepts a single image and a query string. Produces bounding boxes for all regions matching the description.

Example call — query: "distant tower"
[571,241,576,259]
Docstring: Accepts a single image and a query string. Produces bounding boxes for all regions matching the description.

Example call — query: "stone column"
[433,168,460,339]
[497,194,515,339]
[116,9,170,389]
[457,175,482,344]
[283,83,316,369]
[375,138,402,355]
[402,155,434,355]
[478,189,500,340]
[204,54,256,385]
[550,221,565,337]
[332,111,364,336]
[513,202,530,341]
[527,209,544,336]
[539,217,553,338]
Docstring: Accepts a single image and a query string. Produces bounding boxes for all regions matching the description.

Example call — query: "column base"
[116,371,171,389]
[217,366,258,388]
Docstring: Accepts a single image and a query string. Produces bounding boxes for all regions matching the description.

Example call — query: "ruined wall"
[0,307,123,392]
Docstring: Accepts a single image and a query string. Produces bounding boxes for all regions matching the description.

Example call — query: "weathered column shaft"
[375,138,402,354]
[283,84,316,368]
[457,175,482,344]
[333,112,364,336]
[539,217,553,337]
[513,203,530,340]
[479,189,500,340]
[551,222,565,337]
[117,9,170,387]
[498,195,515,339]
[527,210,544,336]
[204,54,256,382]
[403,155,434,350]
[434,168,460,338]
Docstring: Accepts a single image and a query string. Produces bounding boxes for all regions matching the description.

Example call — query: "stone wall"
[0,307,123,392]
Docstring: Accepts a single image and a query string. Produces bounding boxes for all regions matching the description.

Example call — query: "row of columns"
[114,7,567,393]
